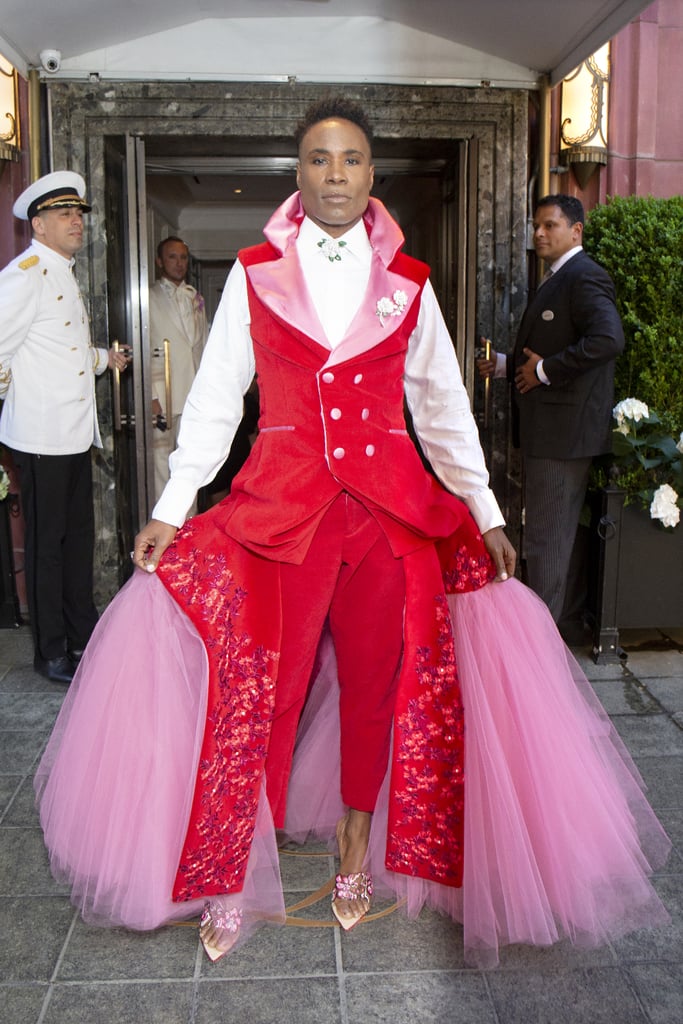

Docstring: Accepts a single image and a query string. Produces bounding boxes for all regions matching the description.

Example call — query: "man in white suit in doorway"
[150,236,209,502]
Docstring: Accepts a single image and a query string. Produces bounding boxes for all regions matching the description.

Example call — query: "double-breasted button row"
[321,370,364,385]
[331,445,375,459]
[320,368,375,458]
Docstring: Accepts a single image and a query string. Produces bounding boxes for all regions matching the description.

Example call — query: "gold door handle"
[483,338,491,430]
[113,339,122,430]
[163,338,172,424]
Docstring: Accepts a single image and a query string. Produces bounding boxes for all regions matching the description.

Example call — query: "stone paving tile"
[611,874,683,964]
[196,976,342,1024]
[339,904,467,973]
[57,917,199,981]
[656,807,683,849]
[640,678,683,716]
[611,714,683,757]
[0,626,33,662]
[625,651,683,679]
[199,901,338,980]
[632,756,683,824]
[627,962,683,1024]
[42,980,195,1024]
[0,774,22,820]
[590,677,663,716]
[345,969,498,1023]
[0,730,45,773]
[0,692,64,731]
[570,652,630,681]
[279,843,334,892]
[1,776,39,826]
[0,663,58,694]
[0,983,49,1024]
[487,966,650,1024]
[0,826,68,896]
[0,896,75,982]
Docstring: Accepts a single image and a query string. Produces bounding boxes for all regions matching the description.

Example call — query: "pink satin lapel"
[325,255,421,368]
[245,250,331,352]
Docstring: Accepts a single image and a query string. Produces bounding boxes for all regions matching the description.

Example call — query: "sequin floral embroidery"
[442,544,496,593]
[157,521,279,901]
[387,592,465,885]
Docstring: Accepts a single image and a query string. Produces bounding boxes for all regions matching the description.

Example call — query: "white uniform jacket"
[0,240,108,455]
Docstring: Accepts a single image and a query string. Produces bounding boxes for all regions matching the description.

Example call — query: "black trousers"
[12,449,99,660]
[522,454,593,623]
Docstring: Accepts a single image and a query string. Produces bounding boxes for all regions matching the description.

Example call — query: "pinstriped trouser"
[522,454,592,623]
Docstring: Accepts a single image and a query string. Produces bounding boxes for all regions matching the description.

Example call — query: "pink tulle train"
[35,572,670,966]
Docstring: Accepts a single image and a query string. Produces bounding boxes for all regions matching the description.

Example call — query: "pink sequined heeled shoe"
[199,901,243,962]
[332,815,373,931]
[331,870,373,931]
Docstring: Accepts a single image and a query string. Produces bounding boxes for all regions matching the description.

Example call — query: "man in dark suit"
[478,194,624,624]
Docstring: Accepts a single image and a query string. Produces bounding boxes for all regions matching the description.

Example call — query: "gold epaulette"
[0,361,11,393]
[19,254,40,271]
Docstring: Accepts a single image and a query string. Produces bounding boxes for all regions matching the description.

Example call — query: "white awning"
[0,0,652,87]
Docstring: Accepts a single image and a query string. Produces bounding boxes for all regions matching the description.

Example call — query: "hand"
[514,348,542,393]
[475,336,498,379]
[482,526,516,582]
[108,345,132,372]
[152,398,163,417]
[132,519,177,573]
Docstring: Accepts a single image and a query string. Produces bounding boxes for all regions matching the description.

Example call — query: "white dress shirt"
[154,217,504,534]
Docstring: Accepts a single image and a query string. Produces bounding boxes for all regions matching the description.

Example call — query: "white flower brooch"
[375,290,408,327]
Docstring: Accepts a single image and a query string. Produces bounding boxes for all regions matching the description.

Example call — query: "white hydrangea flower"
[375,290,408,326]
[650,483,681,528]
[376,297,396,317]
[613,397,650,431]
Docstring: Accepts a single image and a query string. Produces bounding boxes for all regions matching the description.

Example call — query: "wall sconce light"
[560,43,610,188]
[0,53,20,164]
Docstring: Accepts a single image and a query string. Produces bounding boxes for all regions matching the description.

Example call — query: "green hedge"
[583,195,683,435]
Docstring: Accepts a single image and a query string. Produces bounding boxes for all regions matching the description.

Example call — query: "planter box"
[587,487,683,662]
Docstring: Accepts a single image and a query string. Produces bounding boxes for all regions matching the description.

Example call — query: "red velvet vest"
[212,241,465,562]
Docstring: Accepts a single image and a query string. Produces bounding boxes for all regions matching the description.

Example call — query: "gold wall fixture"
[560,44,610,188]
[0,53,20,163]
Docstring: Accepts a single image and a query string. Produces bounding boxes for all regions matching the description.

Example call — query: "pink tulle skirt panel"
[35,573,670,966]
[34,572,285,945]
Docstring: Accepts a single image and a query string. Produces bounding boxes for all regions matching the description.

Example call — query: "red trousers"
[265,493,405,826]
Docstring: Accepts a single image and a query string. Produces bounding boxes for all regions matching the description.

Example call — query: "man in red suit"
[132,97,515,951]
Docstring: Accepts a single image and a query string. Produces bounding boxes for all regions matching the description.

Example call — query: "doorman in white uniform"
[0,171,130,683]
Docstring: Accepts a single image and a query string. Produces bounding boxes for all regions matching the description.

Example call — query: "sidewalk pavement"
[1,623,681,1024]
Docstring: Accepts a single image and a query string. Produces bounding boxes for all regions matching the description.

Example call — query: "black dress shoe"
[34,655,75,685]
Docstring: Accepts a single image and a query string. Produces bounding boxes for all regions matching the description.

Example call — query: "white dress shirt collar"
[550,245,583,274]
[296,216,372,265]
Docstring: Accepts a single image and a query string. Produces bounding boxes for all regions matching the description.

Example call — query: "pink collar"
[263,192,405,266]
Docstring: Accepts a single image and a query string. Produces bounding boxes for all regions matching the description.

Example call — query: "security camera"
[39,49,61,74]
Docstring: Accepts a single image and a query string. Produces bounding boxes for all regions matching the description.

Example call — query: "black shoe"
[34,655,75,685]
